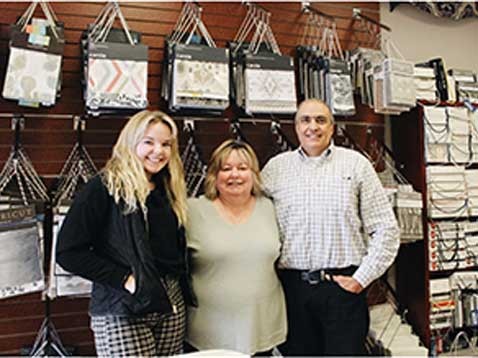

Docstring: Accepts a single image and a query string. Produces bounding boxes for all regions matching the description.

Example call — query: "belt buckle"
[302,270,322,285]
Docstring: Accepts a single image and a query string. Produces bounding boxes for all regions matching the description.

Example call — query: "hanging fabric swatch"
[296,8,355,116]
[0,206,44,299]
[84,2,148,114]
[2,2,64,107]
[171,45,229,111]
[230,3,297,116]
[48,207,92,298]
[163,2,229,115]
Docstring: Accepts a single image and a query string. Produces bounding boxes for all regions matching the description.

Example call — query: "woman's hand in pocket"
[124,274,136,294]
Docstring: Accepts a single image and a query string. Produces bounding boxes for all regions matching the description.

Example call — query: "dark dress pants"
[278,270,369,356]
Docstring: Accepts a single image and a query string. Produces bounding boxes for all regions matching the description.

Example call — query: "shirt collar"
[297,141,335,162]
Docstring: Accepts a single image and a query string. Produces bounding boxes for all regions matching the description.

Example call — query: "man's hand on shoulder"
[333,275,364,294]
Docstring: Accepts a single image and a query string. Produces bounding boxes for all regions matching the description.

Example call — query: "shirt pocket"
[321,175,357,213]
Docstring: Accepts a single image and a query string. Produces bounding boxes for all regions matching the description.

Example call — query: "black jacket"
[56,174,196,316]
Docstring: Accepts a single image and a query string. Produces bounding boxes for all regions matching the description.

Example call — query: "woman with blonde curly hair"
[56,110,195,356]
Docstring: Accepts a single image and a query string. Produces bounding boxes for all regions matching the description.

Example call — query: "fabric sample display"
[471,111,478,163]
[427,166,468,219]
[414,66,437,101]
[244,68,296,114]
[171,45,229,111]
[425,142,448,163]
[0,206,44,299]
[326,72,355,116]
[423,106,450,163]
[448,107,471,163]
[428,221,478,272]
[240,52,296,114]
[86,42,148,110]
[372,66,403,115]
[395,184,423,243]
[47,210,92,298]
[465,170,478,217]
[3,47,61,106]
[2,3,65,107]
[173,60,228,100]
[383,59,416,108]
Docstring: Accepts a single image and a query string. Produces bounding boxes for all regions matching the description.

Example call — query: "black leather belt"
[280,266,358,285]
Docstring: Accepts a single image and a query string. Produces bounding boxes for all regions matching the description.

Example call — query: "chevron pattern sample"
[86,58,148,109]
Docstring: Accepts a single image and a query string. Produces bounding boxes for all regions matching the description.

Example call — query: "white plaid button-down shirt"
[261,142,400,288]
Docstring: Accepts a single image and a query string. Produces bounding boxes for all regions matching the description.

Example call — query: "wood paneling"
[0,1,382,354]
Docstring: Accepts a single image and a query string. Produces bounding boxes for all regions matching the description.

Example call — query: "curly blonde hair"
[102,110,187,225]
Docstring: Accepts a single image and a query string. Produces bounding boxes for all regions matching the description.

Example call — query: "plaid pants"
[91,277,186,357]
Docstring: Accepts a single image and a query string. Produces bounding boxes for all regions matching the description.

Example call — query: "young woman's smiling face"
[135,121,173,179]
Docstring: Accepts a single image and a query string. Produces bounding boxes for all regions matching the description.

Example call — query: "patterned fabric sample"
[172,59,229,109]
[2,47,61,105]
[244,69,297,114]
[412,1,478,20]
[262,144,400,288]
[384,72,416,107]
[0,223,44,299]
[326,73,355,116]
[87,58,148,109]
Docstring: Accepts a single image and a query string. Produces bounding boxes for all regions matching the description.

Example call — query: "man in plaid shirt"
[262,99,400,356]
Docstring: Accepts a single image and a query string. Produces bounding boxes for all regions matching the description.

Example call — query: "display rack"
[391,101,478,351]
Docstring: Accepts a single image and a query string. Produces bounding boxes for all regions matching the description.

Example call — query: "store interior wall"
[380,3,478,73]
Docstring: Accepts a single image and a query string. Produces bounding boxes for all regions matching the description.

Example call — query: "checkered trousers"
[91,277,186,357]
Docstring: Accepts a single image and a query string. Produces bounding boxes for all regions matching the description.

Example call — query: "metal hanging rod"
[0,113,136,122]
[244,1,270,14]
[173,116,383,127]
[353,8,391,32]
[302,4,335,21]
[0,113,78,119]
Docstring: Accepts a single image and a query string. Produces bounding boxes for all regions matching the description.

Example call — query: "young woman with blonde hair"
[57,110,195,356]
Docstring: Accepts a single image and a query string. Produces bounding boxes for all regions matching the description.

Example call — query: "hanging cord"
[0,116,49,206]
[54,117,98,205]
[180,121,207,197]
[229,120,249,144]
[450,330,478,355]
[270,121,295,153]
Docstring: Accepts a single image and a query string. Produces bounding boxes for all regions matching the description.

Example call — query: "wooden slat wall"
[0,2,382,355]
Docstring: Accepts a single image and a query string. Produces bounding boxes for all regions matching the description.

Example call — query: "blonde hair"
[102,110,187,225]
[204,139,262,200]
